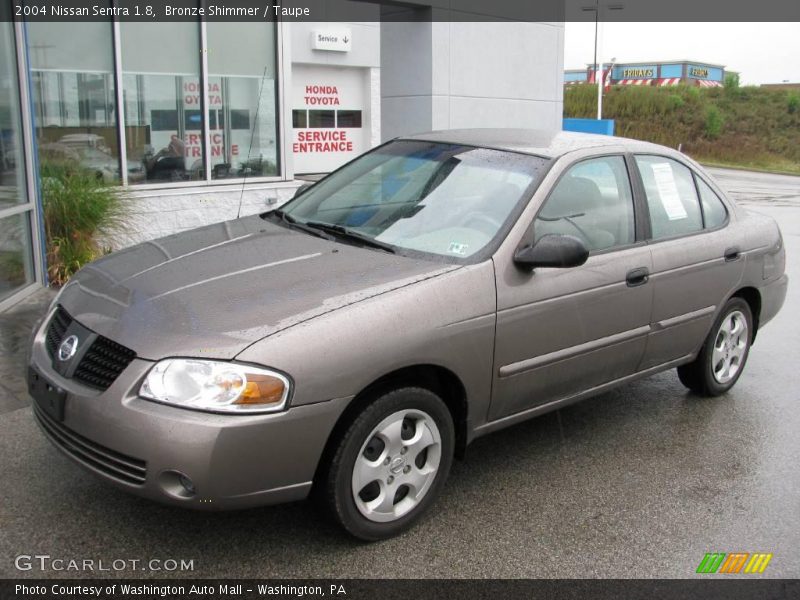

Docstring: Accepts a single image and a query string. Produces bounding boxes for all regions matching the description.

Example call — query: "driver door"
[490,154,653,420]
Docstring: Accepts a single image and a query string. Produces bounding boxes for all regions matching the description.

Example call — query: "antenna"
[236,65,270,219]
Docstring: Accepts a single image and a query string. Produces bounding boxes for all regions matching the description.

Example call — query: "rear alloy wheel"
[677,297,753,396]
[321,387,454,540]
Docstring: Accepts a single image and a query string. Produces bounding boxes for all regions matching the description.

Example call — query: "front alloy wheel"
[320,387,454,540]
[352,409,442,523]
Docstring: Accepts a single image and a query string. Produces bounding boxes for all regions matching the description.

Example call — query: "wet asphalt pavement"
[0,168,798,579]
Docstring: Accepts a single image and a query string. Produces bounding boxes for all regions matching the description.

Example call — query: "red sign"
[304,85,340,106]
[183,133,238,158]
[183,81,222,107]
[293,130,353,153]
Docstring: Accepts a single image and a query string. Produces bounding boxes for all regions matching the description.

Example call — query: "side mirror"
[513,234,589,269]
[293,182,314,198]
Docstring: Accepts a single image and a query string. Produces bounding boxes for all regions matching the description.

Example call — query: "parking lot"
[1,168,798,579]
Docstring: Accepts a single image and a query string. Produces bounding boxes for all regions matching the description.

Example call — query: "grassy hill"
[564,83,800,174]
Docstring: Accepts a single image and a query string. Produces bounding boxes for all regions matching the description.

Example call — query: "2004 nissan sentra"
[28,130,787,540]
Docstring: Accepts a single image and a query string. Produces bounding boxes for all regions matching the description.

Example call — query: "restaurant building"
[565,60,728,88]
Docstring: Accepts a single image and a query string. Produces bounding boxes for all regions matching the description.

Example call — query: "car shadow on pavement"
[2,369,742,580]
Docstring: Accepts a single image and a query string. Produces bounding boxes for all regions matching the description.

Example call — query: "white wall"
[382,21,565,140]
[113,182,302,248]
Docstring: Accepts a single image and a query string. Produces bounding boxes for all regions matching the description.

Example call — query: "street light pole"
[584,2,624,119]
[592,0,599,79]
[598,56,616,120]
[596,21,603,120]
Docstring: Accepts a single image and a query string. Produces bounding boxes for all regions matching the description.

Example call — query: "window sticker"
[651,162,688,221]
[448,242,469,255]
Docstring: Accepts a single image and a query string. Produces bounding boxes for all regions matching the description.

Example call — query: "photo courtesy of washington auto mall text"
[2,0,799,598]
[13,584,347,598]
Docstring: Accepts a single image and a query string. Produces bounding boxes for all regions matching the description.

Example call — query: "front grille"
[44,306,136,391]
[73,337,136,390]
[45,306,72,358]
[33,404,147,486]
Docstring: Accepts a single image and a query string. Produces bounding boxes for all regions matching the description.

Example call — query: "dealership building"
[565,60,727,88]
[0,4,565,310]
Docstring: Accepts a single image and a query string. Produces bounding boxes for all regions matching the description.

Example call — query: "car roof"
[401,128,671,159]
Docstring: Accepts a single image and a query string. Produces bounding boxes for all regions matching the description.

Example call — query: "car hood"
[58,215,458,360]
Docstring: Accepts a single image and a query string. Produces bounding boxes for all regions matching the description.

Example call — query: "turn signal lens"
[238,376,287,405]
[139,359,290,414]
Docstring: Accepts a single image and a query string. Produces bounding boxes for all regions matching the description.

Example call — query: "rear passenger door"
[633,155,744,369]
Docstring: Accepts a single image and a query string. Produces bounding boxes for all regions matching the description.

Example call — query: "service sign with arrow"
[311,28,352,52]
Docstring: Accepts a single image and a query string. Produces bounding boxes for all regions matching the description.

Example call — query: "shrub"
[685,86,701,101]
[724,73,740,90]
[704,105,724,139]
[40,159,127,286]
[667,94,685,110]
[788,93,800,114]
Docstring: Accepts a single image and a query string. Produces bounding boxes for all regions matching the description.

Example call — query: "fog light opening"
[179,474,195,495]
[158,470,197,500]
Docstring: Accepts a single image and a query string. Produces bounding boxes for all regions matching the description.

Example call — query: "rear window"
[696,177,728,229]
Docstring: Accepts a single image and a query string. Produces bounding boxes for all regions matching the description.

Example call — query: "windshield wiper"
[266,209,335,241]
[304,221,396,254]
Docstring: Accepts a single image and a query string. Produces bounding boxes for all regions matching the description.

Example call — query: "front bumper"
[28,311,351,510]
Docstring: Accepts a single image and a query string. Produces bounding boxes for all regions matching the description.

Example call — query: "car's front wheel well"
[732,287,761,342]
[312,365,469,493]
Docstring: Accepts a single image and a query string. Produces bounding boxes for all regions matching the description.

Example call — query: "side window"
[535,155,635,252]
[696,177,728,229]
[635,155,703,239]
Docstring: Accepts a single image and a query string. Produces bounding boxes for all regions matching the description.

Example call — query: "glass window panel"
[121,21,203,183]
[0,17,27,209]
[27,20,123,183]
[0,213,35,303]
[337,110,362,128]
[536,156,635,251]
[309,110,335,128]
[207,22,278,180]
[283,141,548,260]
[292,110,307,129]
[635,155,703,240]
[696,177,728,229]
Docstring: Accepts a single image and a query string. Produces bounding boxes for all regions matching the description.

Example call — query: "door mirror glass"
[514,234,589,269]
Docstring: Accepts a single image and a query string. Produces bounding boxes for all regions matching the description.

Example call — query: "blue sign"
[563,118,615,136]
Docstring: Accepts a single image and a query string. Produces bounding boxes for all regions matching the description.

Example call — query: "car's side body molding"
[654,306,717,330]
[475,353,696,438]
[498,325,652,378]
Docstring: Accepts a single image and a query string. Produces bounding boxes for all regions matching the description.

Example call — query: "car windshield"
[277,140,549,260]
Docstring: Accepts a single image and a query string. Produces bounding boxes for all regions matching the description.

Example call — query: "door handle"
[626,267,650,287]
[724,247,741,262]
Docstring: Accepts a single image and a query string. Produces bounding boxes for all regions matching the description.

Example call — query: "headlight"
[139,359,290,414]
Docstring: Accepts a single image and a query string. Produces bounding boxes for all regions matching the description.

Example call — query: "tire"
[677,297,753,396]
[319,387,455,541]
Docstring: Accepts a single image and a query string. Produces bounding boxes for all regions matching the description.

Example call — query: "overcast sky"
[564,22,800,85]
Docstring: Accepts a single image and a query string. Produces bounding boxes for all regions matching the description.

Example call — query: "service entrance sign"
[292,65,367,174]
[311,28,352,52]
